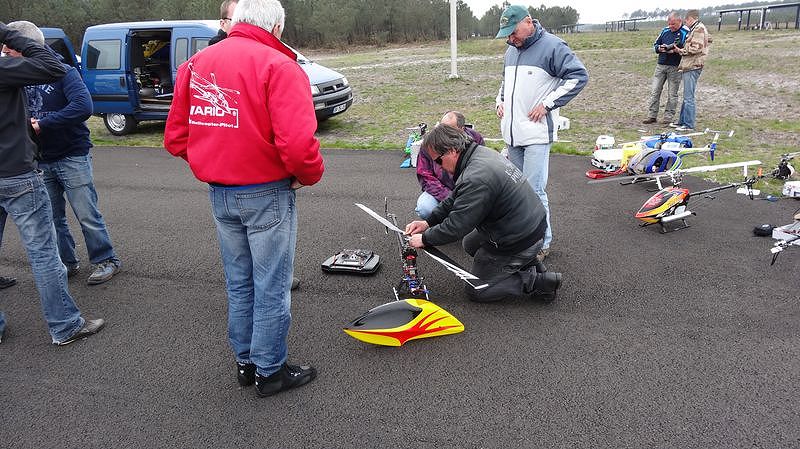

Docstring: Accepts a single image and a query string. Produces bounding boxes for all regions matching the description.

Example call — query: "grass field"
[89,28,800,192]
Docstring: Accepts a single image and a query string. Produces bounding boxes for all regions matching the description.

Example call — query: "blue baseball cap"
[496,5,530,39]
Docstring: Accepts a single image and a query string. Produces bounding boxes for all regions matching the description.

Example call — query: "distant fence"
[605,17,648,32]
[717,2,800,30]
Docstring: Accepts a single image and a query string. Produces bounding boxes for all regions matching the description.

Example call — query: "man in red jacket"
[164,0,324,398]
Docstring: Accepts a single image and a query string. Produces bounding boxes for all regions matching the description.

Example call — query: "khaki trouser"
[647,64,681,121]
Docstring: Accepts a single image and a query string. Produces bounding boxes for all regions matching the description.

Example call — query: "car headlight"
[341,77,349,87]
[310,84,320,95]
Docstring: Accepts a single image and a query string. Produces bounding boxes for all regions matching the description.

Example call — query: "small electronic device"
[321,249,381,275]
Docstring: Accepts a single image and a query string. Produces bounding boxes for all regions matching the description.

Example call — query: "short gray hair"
[422,124,468,156]
[442,110,466,129]
[6,20,45,45]
[232,0,285,33]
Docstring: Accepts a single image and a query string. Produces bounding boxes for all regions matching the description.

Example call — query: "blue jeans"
[209,179,296,377]
[678,68,702,129]
[415,191,439,220]
[39,155,118,266]
[507,143,552,249]
[0,171,84,342]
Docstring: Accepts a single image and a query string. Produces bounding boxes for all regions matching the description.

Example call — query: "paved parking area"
[0,147,797,448]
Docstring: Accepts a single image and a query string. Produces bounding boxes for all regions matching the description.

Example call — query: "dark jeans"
[462,230,542,303]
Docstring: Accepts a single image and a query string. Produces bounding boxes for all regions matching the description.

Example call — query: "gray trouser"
[462,230,543,303]
[647,64,681,120]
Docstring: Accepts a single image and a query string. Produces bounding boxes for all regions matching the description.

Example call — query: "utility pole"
[449,0,459,79]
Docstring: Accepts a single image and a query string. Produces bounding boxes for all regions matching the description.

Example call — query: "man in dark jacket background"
[405,125,562,303]
[0,22,104,345]
[4,21,122,286]
[209,0,238,45]
[643,12,688,125]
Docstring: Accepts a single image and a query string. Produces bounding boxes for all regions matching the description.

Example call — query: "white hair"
[232,0,285,32]
[6,20,45,45]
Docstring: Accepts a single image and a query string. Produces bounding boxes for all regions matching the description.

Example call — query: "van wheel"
[103,113,137,136]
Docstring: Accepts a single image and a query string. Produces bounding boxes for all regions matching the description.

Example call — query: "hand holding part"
[404,220,429,235]
[408,234,424,248]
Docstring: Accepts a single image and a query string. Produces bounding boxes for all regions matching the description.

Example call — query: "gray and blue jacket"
[495,20,588,146]
[653,25,689,66]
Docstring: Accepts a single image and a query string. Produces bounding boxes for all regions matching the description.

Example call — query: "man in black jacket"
[405,124,562,303]
[209,0,238,45]
[0,22,104,345]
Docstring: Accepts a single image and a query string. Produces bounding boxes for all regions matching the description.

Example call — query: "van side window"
[175,38,189,66]
[86,40,121,70]
[192,38,210,55]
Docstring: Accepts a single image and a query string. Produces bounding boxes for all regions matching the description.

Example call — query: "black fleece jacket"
[0,23,66,177]
[423,143,547,255]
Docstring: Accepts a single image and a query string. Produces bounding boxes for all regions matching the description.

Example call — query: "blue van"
[43,21,353,135]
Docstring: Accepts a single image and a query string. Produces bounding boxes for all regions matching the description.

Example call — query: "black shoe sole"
[0,278,17,289]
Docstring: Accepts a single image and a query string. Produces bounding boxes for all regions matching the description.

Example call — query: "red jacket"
[164,23,324,186]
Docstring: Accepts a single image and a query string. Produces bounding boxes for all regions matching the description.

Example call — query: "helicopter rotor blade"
[354,203,489,290]
[588,160,762,185]
[677,160,761,174]
[421,246,489,290]
[354,203,405,234]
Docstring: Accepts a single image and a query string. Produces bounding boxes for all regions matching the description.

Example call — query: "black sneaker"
[530,272,562,304]
[55,318,105,346]
[65,263,80,278]
[255,362,317,397]
[0,276,17,289]
[237,362,256,386]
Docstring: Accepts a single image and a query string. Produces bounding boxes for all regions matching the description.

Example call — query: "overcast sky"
[464,0,722,24]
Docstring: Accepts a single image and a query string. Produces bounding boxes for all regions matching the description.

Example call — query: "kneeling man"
[405,125,562,302]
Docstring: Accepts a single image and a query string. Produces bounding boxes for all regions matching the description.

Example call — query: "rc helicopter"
[587,129,733,181]
[590,160,762,233]
[341,202,488,347]
[769,208,800,265]
[769,151,798,180]
[589,129,704,173]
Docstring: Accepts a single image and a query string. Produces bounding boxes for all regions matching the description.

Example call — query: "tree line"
[0,0,580,49]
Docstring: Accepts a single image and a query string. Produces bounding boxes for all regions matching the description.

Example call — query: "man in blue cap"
[495,5,588,262]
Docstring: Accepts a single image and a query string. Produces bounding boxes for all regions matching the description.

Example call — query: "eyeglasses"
[434,154,444,165]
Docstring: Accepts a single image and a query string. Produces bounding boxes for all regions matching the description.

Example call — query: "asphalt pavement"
[0,147,797,448]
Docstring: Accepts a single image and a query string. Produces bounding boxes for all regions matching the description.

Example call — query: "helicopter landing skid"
[640,219,691,233]
[659,219,691,233]
[640,211,695,233]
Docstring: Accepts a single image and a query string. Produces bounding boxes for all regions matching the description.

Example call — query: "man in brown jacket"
[673,9,711,132]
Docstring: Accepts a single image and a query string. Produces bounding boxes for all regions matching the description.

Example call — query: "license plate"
[332,104,347,114]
